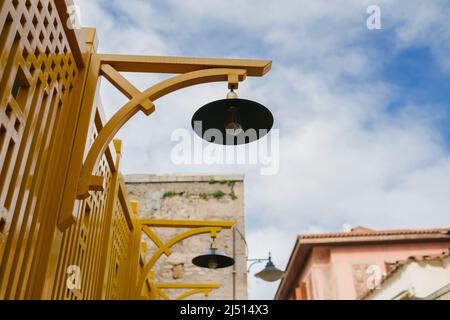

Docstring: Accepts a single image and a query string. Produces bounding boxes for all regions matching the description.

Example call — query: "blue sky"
[383,46,450,143]
[76,0,450,299]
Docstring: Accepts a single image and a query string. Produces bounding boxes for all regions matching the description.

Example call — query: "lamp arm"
[233,226,274,273]
[247,259,269,274]
[233,226,249,258]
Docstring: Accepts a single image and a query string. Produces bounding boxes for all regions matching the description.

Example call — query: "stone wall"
[125,174,248,300]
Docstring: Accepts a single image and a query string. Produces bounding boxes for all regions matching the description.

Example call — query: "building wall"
[365,256,450,300]
[291,241,450,300]
[291,247,335,300]
[125,174,248,300]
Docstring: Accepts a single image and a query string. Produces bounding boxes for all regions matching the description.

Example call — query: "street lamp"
[192,237,235,269]
[74,57,273,205]
[248,253,284,282]
[232,228,284,283]
[191,89,274,145]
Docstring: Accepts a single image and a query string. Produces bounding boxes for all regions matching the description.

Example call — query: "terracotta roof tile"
[300,227,450,240]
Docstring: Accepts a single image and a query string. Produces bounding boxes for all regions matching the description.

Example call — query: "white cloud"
[75,0,450,299]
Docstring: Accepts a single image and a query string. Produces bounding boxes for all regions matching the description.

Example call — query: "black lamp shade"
[191,98,273,145]
[254,260,284,282]
[192,248,235,269]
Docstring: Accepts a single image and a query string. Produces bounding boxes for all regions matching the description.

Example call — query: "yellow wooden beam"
[100,64,155,115]
[156,284,221,289]
[96,54,272,76]
[142,226,172,256]
[141,219,235,229]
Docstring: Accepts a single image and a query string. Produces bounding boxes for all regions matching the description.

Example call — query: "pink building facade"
[275,227,450,300]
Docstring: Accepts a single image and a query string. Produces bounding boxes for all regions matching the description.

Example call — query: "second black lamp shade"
[192,239,235,269]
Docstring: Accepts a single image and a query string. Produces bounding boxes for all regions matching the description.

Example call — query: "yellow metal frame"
[0,1,268,300]
[75,54,271,200]
[134,219,234,298]
[156,284,221,300]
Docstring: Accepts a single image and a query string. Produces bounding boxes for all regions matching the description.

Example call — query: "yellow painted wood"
[0,0,84,299]
[142,219,236,229]
[142,226,172,256]
[175,288,216,300]
[77,67,248,199]
[100,64,155,115]
[94,139,122,299]
[153,284,221,300]
[96,54,272,76]
[157,283,222,289]
[0,0,267,300]
[0,1,134,300]
[136,226,228,297]
[134,219,234,298]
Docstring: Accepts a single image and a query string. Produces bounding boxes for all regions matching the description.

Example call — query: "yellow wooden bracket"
[95,54,271,76]
[136,219,235,297]
[155,283,221,300]
[76,54,271,199]
[100,64,155,115]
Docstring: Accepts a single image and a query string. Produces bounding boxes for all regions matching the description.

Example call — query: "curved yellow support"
[152,283,220,300]
[136,227,223,296]
[77,68,247,199]
[157,290,171,300]
[146,271,158,300]
[176,288,215,300]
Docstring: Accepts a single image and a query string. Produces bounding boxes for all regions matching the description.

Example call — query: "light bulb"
[208,258,219,269]
[225,106,243,136]
[225,122,243,136]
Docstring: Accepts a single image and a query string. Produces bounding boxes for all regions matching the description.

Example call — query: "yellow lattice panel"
[0,0,79,299]
[105,192,131,299]
[0,0,243,301]
[51,110,114,300]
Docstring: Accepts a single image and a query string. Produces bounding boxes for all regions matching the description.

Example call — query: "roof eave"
[274,233,450,300]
